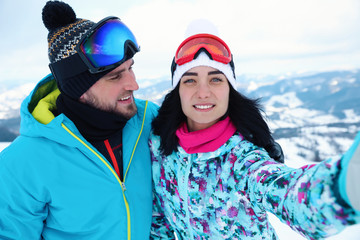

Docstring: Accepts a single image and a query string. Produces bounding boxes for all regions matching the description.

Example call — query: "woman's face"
[179,66,230,132]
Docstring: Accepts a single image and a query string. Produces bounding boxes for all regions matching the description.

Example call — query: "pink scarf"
[175,116,237,154]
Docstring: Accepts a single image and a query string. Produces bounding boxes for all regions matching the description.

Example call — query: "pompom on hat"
[43,1,93,63]
[171,19,236,89]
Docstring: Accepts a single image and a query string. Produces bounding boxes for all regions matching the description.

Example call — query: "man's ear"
[79,93,86,103]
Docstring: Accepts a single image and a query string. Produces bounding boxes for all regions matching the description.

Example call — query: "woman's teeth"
[194,105,213,109]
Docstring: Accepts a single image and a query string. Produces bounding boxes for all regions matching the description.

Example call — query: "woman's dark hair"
[228,85,273,148]
[152,83,276,157]
[152,84,186,156]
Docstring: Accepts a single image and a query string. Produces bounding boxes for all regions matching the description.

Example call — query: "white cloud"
[122,0,360,78]
[0,0,359,83]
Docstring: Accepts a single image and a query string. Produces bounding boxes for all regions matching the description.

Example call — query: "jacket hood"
[19,74,82,147]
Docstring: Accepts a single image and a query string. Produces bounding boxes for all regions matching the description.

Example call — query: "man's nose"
[124,73,139,91]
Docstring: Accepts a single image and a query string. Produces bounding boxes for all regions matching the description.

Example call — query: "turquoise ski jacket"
[0,74,158,240]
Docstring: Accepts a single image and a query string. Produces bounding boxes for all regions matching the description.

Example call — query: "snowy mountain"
[1,69,360,164]
[0,82,36,140]
[241,70,360,162]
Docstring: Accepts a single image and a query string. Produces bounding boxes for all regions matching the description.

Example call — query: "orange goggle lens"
[175,34,232,66]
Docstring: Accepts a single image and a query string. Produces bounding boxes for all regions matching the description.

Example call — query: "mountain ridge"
[1,69,359,163]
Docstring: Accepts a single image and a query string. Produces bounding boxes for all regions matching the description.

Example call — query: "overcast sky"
[1,0,360,84]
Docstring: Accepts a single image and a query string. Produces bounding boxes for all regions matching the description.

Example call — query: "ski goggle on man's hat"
[171,33,236,89]
[49,16,140,84]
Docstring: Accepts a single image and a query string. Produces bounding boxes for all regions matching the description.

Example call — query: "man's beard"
[82,91,137,119]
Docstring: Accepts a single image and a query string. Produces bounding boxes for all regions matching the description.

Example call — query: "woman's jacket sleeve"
[235,138,360,240]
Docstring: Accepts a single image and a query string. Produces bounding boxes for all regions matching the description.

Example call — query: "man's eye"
[109,74,120,81]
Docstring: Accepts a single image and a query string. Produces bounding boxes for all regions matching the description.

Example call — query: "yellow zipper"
[60,100,148,240]
[124,101,148,180]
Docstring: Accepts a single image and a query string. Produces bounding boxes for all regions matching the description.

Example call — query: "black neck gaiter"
[56,93,128,142]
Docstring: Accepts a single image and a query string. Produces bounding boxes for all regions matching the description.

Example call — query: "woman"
[150,32,360,239]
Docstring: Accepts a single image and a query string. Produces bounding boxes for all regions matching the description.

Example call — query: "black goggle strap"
[229,54,235,78]
[49,53,88,81]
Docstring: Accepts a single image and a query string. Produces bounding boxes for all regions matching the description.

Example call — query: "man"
[0,1,158,239]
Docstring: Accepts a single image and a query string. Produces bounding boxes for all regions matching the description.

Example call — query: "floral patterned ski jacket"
[150,132,360,240]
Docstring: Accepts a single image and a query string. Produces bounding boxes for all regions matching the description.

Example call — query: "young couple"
[0,1,358,239]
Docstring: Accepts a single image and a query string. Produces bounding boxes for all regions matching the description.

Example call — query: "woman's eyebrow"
[208,70,223,75]
[183,72,198,76]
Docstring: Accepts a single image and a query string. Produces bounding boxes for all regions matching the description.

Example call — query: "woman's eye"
[211,77,223,83]
[183,79,195,84]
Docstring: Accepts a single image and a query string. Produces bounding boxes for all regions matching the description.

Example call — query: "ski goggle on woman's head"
[174,33,232,66]
[49,16,140,80]
[77,16,140,73]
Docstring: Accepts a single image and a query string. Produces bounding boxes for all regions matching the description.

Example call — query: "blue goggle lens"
[80,19,139,70]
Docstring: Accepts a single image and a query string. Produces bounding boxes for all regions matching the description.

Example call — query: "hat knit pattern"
[48,19,93,63]
[43,1,94,64]
[42,1,111,99]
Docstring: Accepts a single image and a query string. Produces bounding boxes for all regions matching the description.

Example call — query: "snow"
[266,92,303,109]
[0,83,35,119]
[0,142,10,151]
[267,107,333,129]
[247,81,260,91]
[347,78,356,84]
[269,213,360,239]
[343,109,360,123]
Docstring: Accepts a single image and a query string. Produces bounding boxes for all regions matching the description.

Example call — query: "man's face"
[79,59,139,119]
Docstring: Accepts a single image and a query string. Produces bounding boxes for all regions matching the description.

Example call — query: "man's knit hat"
[171,19,236,89]
[42,1,112,99]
